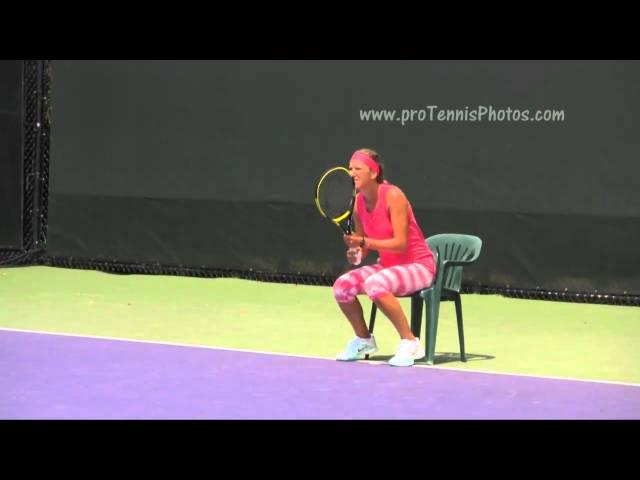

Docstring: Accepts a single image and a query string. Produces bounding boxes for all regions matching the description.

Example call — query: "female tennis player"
[333,148,436,366]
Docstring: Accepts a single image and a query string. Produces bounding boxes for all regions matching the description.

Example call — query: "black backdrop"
[0,60,23,249]
[45,60,640,294]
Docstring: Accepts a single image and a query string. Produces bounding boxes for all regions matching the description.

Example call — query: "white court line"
[2,326,639,388]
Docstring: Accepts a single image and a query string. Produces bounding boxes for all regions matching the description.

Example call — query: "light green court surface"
[1,266,639,384]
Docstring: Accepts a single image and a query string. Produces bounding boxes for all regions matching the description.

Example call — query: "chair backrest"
[426,234,483,292]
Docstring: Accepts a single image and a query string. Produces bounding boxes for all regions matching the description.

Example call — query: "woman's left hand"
[343,234,364,248]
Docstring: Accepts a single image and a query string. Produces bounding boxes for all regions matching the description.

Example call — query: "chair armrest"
[442,257,479,268]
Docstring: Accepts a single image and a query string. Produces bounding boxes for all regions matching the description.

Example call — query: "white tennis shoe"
[336,335,378,361]
[388,338,425,367]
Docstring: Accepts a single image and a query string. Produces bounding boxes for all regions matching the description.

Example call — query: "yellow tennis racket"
[314,166,355,235]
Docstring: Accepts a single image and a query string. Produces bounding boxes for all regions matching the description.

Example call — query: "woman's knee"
[333,277,356,303]
[363,273,390,300]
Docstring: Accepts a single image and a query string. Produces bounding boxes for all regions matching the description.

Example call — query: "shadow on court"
[368,352,495,364]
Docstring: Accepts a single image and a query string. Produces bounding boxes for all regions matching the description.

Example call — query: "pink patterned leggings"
[333,263,435,303]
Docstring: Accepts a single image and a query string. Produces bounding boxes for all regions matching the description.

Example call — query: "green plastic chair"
[365,233,483,365]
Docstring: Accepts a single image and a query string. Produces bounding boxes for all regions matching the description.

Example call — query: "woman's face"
[349,159,377,190]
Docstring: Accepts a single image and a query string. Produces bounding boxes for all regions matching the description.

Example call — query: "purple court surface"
[1,329,639,420]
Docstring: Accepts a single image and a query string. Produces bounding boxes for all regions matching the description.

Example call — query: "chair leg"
[424,291,441,365]
[454,294,466,362]
[365,303,377,359]
[410,295,423,338]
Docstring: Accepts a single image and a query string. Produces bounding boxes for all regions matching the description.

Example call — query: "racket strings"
[318,174,354,219]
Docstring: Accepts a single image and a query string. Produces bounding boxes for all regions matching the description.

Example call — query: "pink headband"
[350,151,380,176]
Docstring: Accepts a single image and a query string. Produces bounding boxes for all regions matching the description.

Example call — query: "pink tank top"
[356,183,435,273]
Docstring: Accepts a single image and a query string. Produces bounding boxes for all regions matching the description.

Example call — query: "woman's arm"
[342,201,370,260]
[345,187,409,253]
[351,209,369,258]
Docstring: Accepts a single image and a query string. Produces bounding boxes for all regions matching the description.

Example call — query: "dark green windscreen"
[46,61,640,294]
